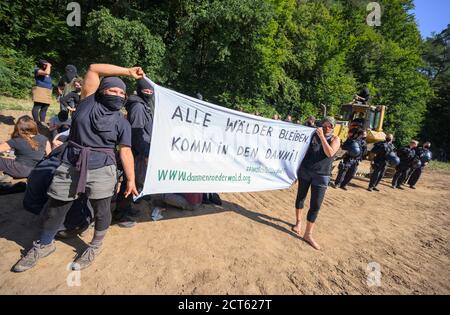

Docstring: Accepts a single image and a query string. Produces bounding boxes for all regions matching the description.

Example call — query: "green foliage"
[0,47,34,98]
[0,0,437,145]
[420,26,450,160]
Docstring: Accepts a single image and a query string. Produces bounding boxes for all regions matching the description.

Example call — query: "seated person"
[60,78,82,112]
[48,111,71,140]
[0,116,51,181]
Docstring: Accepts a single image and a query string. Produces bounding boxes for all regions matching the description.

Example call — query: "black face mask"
[75,87,81,93]
[98,94,125,111]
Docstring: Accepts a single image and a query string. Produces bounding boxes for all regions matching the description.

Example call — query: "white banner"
[138,78,315,196]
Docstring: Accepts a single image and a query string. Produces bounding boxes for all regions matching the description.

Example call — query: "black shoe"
[397,186,404,190]
[373,187,380,192]
[409,186,416,189]
[340,186,347,191]
[391,185,396,189]
[367,187,373,192]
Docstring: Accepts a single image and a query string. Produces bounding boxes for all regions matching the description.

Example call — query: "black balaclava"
[64,64,78,82]
[90,77,127,133]
[136,78,154,106]
[97,77,127,111]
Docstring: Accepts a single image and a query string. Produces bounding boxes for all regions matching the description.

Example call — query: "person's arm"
[45,140,52,156]
[81,64,144,99]
[0,142,11,152]
[37,63,51,76]
[119,145,139,198]
[316,128,341,158]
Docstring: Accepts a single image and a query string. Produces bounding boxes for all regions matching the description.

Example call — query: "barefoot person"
[13,64,143,272]
[292,117,340,250]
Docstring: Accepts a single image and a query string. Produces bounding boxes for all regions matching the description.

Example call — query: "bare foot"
[303,234,321,250]
[291,223,301,235]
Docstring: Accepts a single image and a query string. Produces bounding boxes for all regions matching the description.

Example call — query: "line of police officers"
[332,128,432,192]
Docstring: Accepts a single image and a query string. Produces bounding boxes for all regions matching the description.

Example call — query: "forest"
[0,0,448,159]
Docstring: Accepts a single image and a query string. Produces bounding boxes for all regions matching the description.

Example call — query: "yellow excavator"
[332,102,392,177]
[333,102,386,145]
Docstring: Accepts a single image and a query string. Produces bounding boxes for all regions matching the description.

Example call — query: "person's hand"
[316,127,324,138]
[68,106,76,112]
[128,67,145,80]
[124,180,139,198]
[52,139,63,149]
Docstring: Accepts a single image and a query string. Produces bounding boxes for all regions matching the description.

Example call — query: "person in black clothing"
[391,140,418,189]
[333,128,363,190]
[0,116,51,180]
[115,78,154,228]
[292,117,341,250]
[368,134,395,192]
[13,64,143,273]
[407,142,432,189]
[334,129,367,190]
[355,87,370,105]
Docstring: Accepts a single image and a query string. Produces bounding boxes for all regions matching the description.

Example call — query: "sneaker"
[13,241,56,272]
[373,187,380,192]
[151,207,164,221]
[71,244,102,270]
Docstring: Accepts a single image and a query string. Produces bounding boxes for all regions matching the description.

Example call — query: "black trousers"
[32,102,49,123]
[0,157,33,178]
[392,165,409,188]
[369,162,387,188]
[335,160,358,188]
[42,196,112,232]
[295,169,329,223]
[407,167,423,187]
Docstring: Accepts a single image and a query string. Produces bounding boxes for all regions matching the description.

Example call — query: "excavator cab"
[334,103,386,144]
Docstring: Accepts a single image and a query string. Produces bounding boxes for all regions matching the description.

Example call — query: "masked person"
[407,142,432,189]
[368,134,395,192]
[333,128,364,190]
[392,140,418,189]
[114,78,154,228]
[32,60,53,127]
[292,117,341,250]
[13,64,144,272]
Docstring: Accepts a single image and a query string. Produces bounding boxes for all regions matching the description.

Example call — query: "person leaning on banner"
[391,140,418,189]
[407,142,432,189]
[31,59,53,127]
[367,134,395,192]
[13,64,144,273]
[292,117,340,250]
[114,78,155,228]
[332,127,363,191]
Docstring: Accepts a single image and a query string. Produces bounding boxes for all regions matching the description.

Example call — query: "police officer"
[392,140,418,189]
[333,128,363,190]
[407,142,432,189]
[368,134,395,192]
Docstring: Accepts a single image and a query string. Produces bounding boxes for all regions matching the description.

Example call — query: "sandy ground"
[0,110,449,294]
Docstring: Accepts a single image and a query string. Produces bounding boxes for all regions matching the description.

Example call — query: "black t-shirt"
[125,95,153,157]
[62,94,132,170]
[7,134,48,167]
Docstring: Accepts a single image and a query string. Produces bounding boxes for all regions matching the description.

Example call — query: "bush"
[0,47,34,98]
